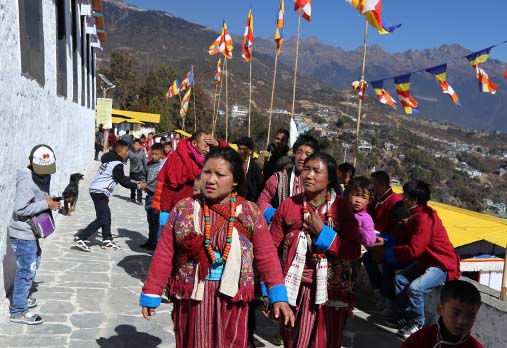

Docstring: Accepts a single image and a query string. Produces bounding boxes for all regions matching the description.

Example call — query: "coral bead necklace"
[203,192,237,265]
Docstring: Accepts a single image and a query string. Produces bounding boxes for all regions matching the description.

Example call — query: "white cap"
[29,145,56,175]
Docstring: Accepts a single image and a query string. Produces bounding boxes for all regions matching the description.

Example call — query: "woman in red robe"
[140,147,294,348]
[269,152,361,348]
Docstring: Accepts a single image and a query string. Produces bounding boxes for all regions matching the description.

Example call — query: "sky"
[125,0,507,62]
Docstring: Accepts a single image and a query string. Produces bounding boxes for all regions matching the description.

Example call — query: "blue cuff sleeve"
[263,207,276,224]
[385,247,397,264]
[260,282,268,297]
[139,292,162,308]
[314,225,336,250]
[379,233,396,247]
[267,284,289,304]
[159,212,170,226]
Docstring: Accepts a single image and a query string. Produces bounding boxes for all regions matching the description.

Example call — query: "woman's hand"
[272,302,295,328]
[47,197,61,211]
[141,306,157,320]
[303,211,324,237]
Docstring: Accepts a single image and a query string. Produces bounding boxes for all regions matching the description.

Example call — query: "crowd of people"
[7,128,484,348]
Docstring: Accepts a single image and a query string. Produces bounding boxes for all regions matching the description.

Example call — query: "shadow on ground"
[117,228,152,255]
[96,324,162,348]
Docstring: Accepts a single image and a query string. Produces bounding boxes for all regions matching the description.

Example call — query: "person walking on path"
[120,129,134,149]
[74,140,146,251]
[8,144,61,325]
[94,124,104,161]
[140,147,294,348]
[128,139,147,204]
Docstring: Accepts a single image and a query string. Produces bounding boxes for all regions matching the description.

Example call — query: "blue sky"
[126,0,507,62]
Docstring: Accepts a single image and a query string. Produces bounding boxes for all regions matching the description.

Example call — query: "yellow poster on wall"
[96,98,113,129]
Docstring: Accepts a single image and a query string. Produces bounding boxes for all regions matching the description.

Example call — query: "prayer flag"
[241,9,254,62]
[289,117,298,148]
[504,66,507,79]
[345,0,400,34]
[466,48,497,94]
[371,80,398,109]
[180,87,192,118]
[165,79,180,100]
[352,80,368,101]
[208,21,233,59]
[294,0,311,22]
[394,74,419,114]
[275,0,285,55]
[179,67,194,92]
[215,59,222,84]
[425,64,461,107]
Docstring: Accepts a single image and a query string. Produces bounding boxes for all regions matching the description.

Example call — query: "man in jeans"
[8,145,61,324]
[75,140,146,251]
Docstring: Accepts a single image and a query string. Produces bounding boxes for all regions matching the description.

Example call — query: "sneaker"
[397,321,423,340]
[101,240,121,250]
[10,311,43,325]
[74,238,91,252]
[385,317,410,330]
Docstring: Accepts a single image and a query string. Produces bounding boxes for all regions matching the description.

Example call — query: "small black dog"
[62,173,84,216]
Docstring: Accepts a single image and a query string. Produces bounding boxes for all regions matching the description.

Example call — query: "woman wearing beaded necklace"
[269,152,361,348]
[140,147,294,348]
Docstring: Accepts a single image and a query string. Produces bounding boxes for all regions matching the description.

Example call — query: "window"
[56,0,67,97]
[18,0,45,86]
[86,34,90,108]
[71,0,78,102]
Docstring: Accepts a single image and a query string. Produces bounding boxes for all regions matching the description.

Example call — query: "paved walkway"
[0,161,403,348]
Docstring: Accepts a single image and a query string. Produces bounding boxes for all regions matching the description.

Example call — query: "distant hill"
[101,0,507,131]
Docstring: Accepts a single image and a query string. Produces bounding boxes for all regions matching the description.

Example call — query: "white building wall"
[0,0,96,312]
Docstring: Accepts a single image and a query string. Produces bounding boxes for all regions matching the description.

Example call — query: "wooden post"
[212,83,218,135]
[354,18,369,167]
[290,15,301,120]
[248,55,253,138]
[213,76,224,137]
[501,244,507,300]
[266,52,279,148]
[192,66,197,133]
[225,58,229,142]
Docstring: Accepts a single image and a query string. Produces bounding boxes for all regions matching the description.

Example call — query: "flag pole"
[179,93,184,132]
[267,52,279,148]
[213,76,224,137]
[192,66,197,132]
[225,58,229,142]
[212,83,218,135]
[291,15,301,120]
[354,18,368,167]
[248,55,253,138]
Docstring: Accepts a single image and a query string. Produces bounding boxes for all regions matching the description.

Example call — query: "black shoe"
[397,321,423,340]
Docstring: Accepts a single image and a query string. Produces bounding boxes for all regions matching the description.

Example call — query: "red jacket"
[386,205,460,280]
[159,138,228,212]
[367,187,403,234]
[401,324,483,348]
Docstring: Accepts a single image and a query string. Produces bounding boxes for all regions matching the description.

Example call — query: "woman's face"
[201,158,237,203]
[302,158,329,195]
[403,193,418,209]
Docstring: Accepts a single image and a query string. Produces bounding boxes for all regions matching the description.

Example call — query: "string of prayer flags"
[466,48,498,94]
[371,80,398,109]
[394,74,419,114]
[425,64,462,107]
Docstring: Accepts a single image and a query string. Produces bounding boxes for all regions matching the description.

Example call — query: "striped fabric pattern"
[208,21,233,59]
[425,64,462,107]
[275,0,285,54]
[294,0,311,22]
[179,67,194,93]
[165,78,180,100]
[346,0,401,34]
[466,48,497,94]
[215,58,222,84]
[394,74,419,115]
[241,9,254,62]
[180,87,191,117]
[371,80,398,109]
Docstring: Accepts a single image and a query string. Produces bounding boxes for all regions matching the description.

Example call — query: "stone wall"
[0,0,96,312]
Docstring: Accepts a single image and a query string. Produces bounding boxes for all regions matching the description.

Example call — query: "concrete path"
[0,161,403,348]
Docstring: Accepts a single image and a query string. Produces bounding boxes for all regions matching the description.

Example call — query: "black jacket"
[245,160,265,202]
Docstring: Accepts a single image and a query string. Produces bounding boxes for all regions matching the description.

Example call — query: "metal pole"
[354,18,369,167]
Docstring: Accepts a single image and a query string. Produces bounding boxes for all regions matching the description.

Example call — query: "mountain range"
[100,0,507,131]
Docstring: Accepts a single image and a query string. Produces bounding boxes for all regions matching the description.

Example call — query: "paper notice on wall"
[96,98,113,129]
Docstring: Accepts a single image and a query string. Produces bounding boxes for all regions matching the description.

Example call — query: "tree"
[104,51,140,110]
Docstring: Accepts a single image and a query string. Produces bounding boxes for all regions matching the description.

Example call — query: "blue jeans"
[394,261,447,325]
[10,238,41,315]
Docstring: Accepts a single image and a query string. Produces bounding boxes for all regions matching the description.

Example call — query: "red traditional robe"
[270,193,361,348]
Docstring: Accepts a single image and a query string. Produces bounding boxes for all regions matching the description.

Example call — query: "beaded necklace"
[303,191,333,259]
[203,192,237,265]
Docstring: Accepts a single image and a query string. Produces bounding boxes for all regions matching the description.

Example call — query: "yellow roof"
[112,116,144,124]
[392,185,507,249]
[112,109,160,124]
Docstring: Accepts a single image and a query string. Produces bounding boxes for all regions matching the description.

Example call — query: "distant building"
[231,104,248,119]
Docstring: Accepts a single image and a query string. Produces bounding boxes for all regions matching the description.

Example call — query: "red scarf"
[166,138,203,188]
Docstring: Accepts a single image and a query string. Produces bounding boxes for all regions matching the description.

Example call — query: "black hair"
[133,139,141,144]
[204,147,247,198]
[164,142,172,147]
[293,134,319,153]
[440,280,481,307]
[113,140,129,151]
[151,143,164,152]
[190,130,205,142]
[371,170,391,188]
[275,128,289,140]
[338,162,355,178]
[345,176,373,197]
[149,132,154,135]
[125,129,130,134]
[403,180,431,205]
[391,201,411,221]
[160,136,167,142]
[303,152,339,193]
[236,137,254,151]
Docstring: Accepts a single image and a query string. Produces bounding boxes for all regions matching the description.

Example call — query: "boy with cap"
[8,145,61,324]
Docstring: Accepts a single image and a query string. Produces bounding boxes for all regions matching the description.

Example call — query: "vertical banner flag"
[352,80,368,100]
[466,48,497,94]
[289,116,298,148]
[275,0,285,54]
[180,88,192,117]
[346,0,401,34]
[179,67,194,92]
[371,80,398,109]
[208,21,233,59]
[504,65,507,79]
[241,9,254,62]
[165,79,180,100]
[394,74,419,114]
[294,0,311,22]
[425,64,461,107]
[215,59,222,84]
